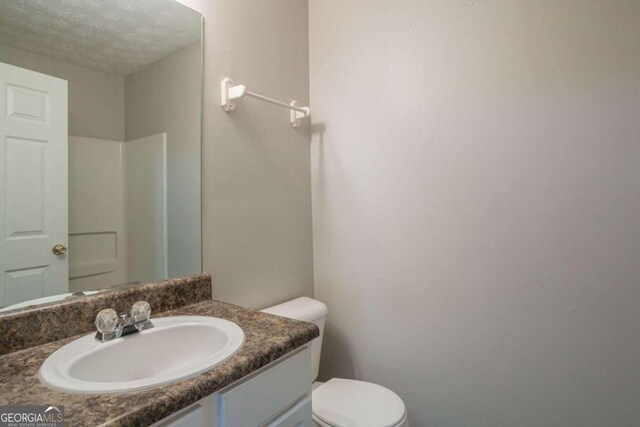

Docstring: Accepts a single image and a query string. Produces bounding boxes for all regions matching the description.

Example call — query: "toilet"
[262,297,409,427]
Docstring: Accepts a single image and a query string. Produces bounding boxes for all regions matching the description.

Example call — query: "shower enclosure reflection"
[0,0,202,311]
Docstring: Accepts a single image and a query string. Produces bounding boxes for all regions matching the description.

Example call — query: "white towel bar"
[221,78,310,128]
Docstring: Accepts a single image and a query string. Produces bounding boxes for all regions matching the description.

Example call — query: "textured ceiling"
[0,0,201,76]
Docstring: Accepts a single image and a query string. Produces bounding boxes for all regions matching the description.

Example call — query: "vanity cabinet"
[154,346,312,427]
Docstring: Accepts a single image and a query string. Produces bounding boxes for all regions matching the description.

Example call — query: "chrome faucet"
[94,301,154,342]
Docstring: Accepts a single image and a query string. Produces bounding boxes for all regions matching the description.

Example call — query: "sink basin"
[39,316,245,394]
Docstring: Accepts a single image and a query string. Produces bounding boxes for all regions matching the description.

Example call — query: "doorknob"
[52,244,67,255]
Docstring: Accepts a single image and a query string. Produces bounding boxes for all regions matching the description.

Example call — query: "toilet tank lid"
[261,297,328,322]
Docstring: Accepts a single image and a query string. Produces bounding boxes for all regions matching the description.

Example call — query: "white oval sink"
[39,316,245,394]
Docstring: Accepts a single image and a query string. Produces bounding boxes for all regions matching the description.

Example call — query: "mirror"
[0,0,203,312]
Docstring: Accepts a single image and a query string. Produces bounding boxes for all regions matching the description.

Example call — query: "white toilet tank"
[261,297,328,382]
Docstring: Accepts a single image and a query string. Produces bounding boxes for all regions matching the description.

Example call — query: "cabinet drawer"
[217,347,311,427]
[265,396,312,427]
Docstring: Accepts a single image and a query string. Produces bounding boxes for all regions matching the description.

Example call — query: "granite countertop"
[0,299,318,426]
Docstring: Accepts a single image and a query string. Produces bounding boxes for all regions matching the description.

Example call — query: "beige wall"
[0,45,124,141]
[310,1,640,426]
[176,0,314,308]
[125,43,202,280]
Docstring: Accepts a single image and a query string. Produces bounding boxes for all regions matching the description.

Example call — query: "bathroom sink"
[39,316,245,394]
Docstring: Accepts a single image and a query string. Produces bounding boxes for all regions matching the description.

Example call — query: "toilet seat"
[312,378,407,427]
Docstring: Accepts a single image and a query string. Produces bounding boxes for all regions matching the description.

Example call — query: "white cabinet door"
[217,348,311,427]
[152,347,313,427]
[266,397,313,427]
[155,405,205,427]
[0,62,68,306]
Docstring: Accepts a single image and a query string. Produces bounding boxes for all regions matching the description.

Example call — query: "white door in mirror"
[0,62,69,307]
[39,316,245,394]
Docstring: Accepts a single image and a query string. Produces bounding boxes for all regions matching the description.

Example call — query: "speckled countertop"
[0,298,318,426]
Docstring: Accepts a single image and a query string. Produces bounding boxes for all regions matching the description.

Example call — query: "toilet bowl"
[262,297,410,427]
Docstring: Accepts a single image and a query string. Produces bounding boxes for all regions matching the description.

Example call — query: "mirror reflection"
[0,0,203,312]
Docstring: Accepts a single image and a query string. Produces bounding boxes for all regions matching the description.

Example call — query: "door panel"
[6,84,49,123]
[6,137,46,237]
[0,62,68,307]
[5,267,47,306]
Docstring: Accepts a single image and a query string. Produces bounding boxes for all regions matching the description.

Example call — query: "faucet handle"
[131,301,151,322]
[95,309,119,334]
